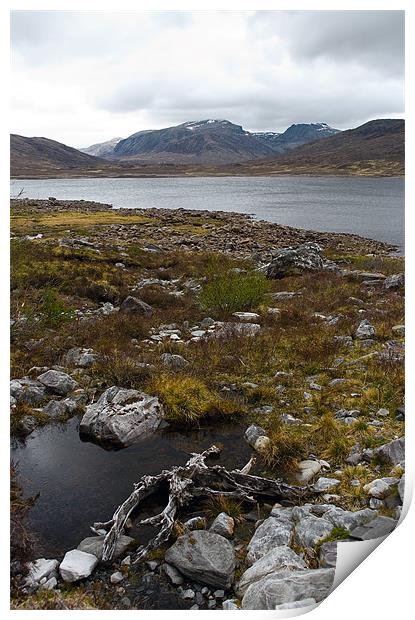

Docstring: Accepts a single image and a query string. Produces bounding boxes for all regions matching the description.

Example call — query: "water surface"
[10,176,404,252]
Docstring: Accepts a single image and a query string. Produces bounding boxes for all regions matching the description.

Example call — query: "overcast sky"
[11,10,404,148]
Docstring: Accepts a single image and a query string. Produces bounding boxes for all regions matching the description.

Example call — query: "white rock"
[110,571,124,584]
[59,550,98,583]
[312,477,341,493]
[26,558,59,585]
[295,460,322,484]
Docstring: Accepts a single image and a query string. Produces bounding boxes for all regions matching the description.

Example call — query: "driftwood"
[92,445,312,563]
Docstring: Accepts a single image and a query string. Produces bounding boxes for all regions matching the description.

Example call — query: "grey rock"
[182,589,195,599]
[37,370,77,396]
[237,546,306,596]
[40,576,58,590]
[232,312,260,321]
[392,325,405,337]
[63,347,97,368]
[244,424,269,450]
[184,516,206,531]
[312,477,341,493]
[77,535,133,560]
[201,317,215,328]
[25,558,59,585]
[162,563,184,585]
[214,322,261,338]
[246,514,293,565]
[355,320,376,340]
[10,378,47,405]
[295,460,322,484]
[274,598,317,610]
[160,353,189,370]
[376,408,390,417]
[266,243,337,279]
[398,475,405,502]
[349,516,397,540]
[363,478,398,499]
[383,273,404,290]
[110,571,124,584]
[294,516,333,549]
[373,437,404,466]
[222,599,239,610]
[119,296,153,316]
[241,568,335,610]
[319,541,338,569]
[209,512,234,539]
[214,589,225,598]
[80,386,164,446]
[165,531,235,589]
[59,549,98,583]
[324,507,377,532]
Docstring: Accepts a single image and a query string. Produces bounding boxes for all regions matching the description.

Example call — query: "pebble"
[110,571,124,584]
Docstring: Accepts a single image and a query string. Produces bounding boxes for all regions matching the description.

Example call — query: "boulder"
[237,546,306,596]
[246,513,294,565]
[274,598,317,610]
[63,347,98,368]
[25,558,59,585]
[295,460,322,484]
[355,320,376,340]
[80,386,164,447]
[294,516,334,549]
[312,477,341,493]
[10,378,47,406]
[119,296,153,317]
[349,516,397,540]
[213,322,261,338]
[363,478,398,499]
[244,424,269,452]
[165,531,235,589]
[324,507,377,532]
[59,549,98,583]
[266,243,338,279]
[160,353,189,370]
[77,535,133,560]
[383,273,404,290]
[37,370,78,396]
[222,599,239,610]
[162,563,184,585]
[241,568,335,610]
[209,512,234,539]
[373,437,404,466]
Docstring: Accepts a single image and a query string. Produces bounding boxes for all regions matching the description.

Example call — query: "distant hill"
[231,119,404,176]
[112,119,340,164]
[80,137,123,157]
[11,134,103,176]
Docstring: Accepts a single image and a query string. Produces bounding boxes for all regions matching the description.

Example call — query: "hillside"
[80,137,123,157]
[231,119,404,176]
[10,134,104,176]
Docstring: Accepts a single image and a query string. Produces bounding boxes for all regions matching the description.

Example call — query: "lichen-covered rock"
[59,549,98,582]
[37,370,78,396]
[244,424,269,451]
[266,243,338,279]
[241,568,335,610]
[383,273,404,290]
[246,512,294,565]
[324,507,377,532]
[77,535,134,560]
[312,477,341,493]
[10,378,47,405]
[209,512,234,539]
[63,347,98,368]
[237,546,306,596]
[79,386,164,447]
[355,320,376,340]
[294,516,333,549]
[363,478,399,499]
[160,353,189,370]
[165,531,235,589]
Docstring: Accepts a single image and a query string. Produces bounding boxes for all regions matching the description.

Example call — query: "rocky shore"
[10,199,404,610]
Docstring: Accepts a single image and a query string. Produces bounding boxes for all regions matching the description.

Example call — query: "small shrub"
[204,495,245,524]
[151,375,214,423]
[199,271,269,315]
[262,427,308,471]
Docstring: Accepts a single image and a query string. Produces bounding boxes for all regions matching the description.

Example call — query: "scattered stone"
[162,563,184,585]
[119,296,153,316]
[201,317,215,328]
[63,347,98,368]
[40,576,58,590]
[59,550,98,583]
[383,273,404,290]
[363,478,398,499]
[241,568,335,610]
[165,531,236,589]
[184,516,206,531]
[77,535,134,560]
[10,378,47,405]
[121,555,131,566]
[312,478,341,493]
[376,408,390,417]
[182,589,195,599]
[355,320,376,340]
[80,386,164,446]
[37,370,77,396]
[244,424,270,452]
[214,589,225,598]
[110,571,124,584]
[324,507,377,532]
[25,558,59,585]
[232,312,260,321]
[146,561,159,571]
[392,325,405,337]
[222,599,239,610]
[160,353,189,370]
[209,512,234,539]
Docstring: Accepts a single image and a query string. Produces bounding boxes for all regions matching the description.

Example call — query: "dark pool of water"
[10,175,404,252]
[11,417,254,557]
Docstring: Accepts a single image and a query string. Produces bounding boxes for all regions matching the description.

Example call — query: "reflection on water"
[11,417,254,556]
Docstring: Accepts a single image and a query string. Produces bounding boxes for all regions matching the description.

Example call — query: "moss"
[150,375,215,423]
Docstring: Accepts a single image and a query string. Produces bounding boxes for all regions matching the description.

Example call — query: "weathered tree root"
[92,445,312,563]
